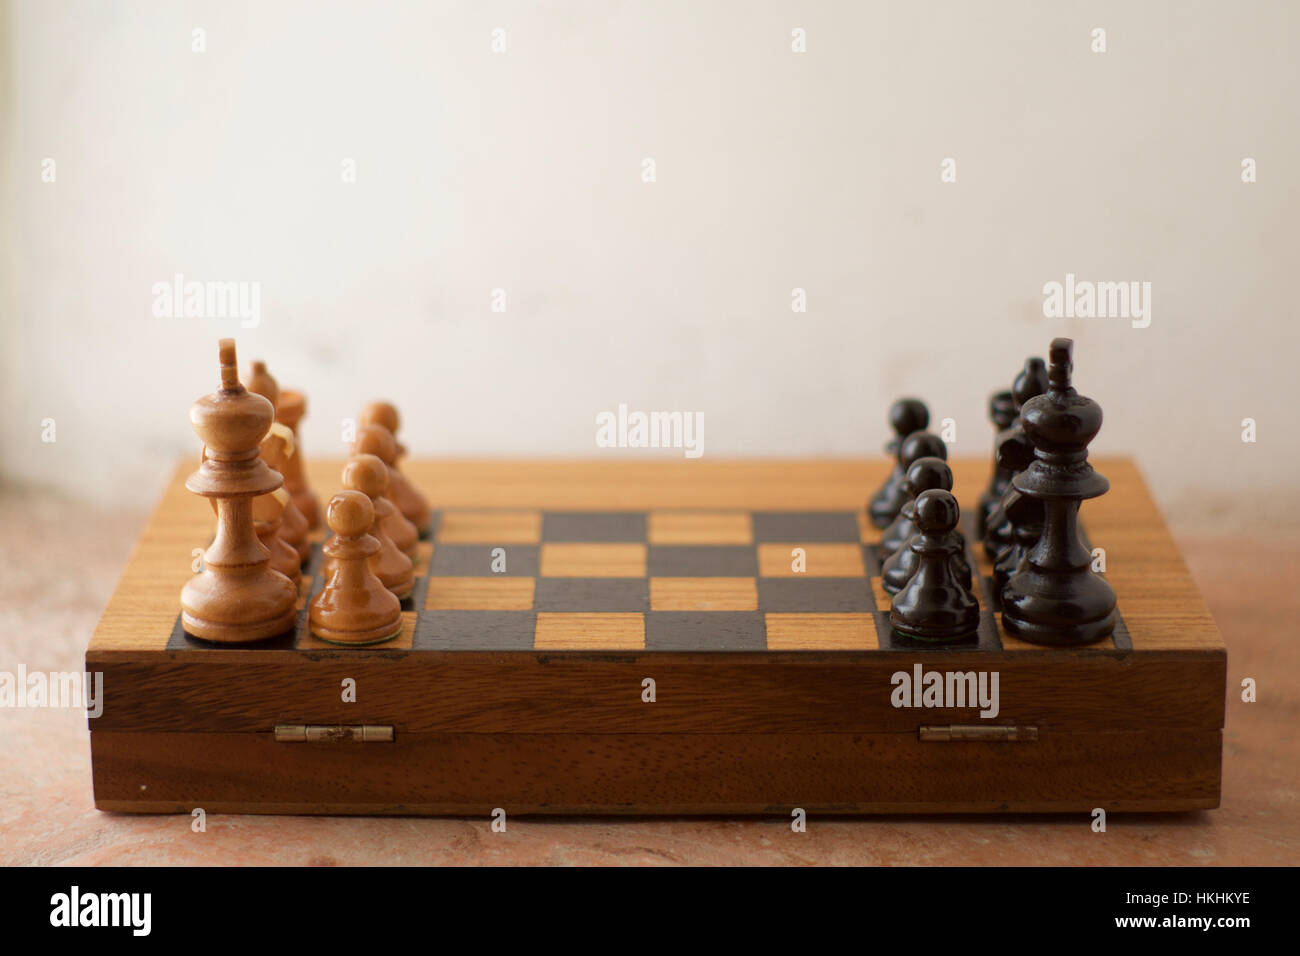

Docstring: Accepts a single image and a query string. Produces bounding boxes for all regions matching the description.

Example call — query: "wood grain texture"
[534,613,645,650]
[87,652,1224,734]
[765,613,878,650]
[436,510,541,544]
[538,543,647,578]
[758,543,865,577]
[90,728,1221,815]
[88,457,1222,655]
[648,511,753,544]
[85,457,1226,815]
[650,577,758,611]
[425,577,535,610]
[411,542,433,578]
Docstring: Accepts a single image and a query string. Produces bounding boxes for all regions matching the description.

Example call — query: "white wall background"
[2,0,1297,531]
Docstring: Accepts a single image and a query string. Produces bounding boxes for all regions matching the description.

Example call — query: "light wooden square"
[534,613,646,650]
[650,577,758,611]
[648,512,752,545]
[765,613,878,650]
[425,577,536,611]
[1121,611,1221,650]
[437,510,542,544]
[996,616,1059,652]
[871,576,892,612]
[295,575,314,611]
[758,543,866,578]
[540,543,647,577]
[411,541,433,577]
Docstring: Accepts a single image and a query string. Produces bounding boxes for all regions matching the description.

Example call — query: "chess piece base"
[890,591,980,644]
[182,608,297,644]
[180,582,297,642]
[1002,572,1117,646]
[181,566,298,644]
[890,613,979,644]
[310,617,403,646]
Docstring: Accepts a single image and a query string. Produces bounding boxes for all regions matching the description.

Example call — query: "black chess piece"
[992,484,1042,597]
[881,457,972,595]
[976,389,1017,540]
[867,398,929,528]
[889,489,981,644]
[983,422,1036,562]
[878,432,948,558]
[983,357,1047,561]
[987,420,1044,590]
[1002,338,1117,646]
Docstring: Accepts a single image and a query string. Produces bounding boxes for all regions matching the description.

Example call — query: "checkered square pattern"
[168,508,1130,654]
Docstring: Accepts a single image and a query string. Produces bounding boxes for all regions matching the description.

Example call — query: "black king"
[1001,337,1118,646]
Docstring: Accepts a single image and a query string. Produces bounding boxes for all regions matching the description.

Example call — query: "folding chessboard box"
[87,458,1226,815]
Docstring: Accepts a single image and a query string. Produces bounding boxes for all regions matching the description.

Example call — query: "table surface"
[2,480,1295,866]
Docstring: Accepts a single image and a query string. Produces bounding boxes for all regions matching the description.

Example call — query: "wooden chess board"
[87,457,1225,815]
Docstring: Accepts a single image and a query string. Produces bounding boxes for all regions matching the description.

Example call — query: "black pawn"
[975,389,1017,540]
[983,357,1048,561]
[881,457,972,595]
[867,398,929,529]
[1002,338,1117,646]
[878,432,948,558]
[890,489,980,644]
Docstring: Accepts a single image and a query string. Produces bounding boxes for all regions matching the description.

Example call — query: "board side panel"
[90,728,1222,815]
[87,652,1226,734]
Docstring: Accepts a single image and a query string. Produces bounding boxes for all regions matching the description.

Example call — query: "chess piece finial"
[218,339,239,389]
[889,489,980,643]
[1012,357,1049,415]
[352,424,420,557]
[358,402,430,535]
[342,453,415,600]
[1002,338,1116,645]
[246,360,279,410]
[309,490,403,645]
[867,398,930,528]
[1015,340,1108,498]
[890,399,929,440]
[181,339,297,643]
[881,457,972,595]
[898,429,947,466]
[360,401,403,450]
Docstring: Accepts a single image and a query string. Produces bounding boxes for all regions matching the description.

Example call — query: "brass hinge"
[919,724,1038,742]
[273,724,395,743]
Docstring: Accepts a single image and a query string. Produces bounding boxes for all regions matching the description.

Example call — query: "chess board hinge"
[918,725,1038,742]
[273,724,394,743]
